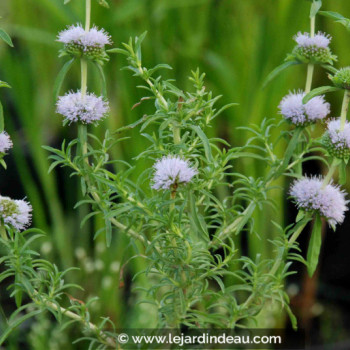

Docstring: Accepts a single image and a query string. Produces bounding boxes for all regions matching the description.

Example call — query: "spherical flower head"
[292,32,336,64]
[278,91,330,125]
[290,177,348,227]
[329,67,350,90]
[57,24,112,62]
[56,91,109,125]
[0,196,32,231]
[152,155,197,191]
[0,131,13,153]
[322,118,350,160]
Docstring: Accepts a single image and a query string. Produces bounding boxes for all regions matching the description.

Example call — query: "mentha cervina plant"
[1,0,350,347]
[45,0,349,331]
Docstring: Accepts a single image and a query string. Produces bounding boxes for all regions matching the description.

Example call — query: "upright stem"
[173,126,181,145]
[81,59,88,97]
[310,14,315,37]
[79,0,91,161]
[85,0,91,32]
[305,64,314,94]
[305,15,315,94]
[340,91,350,130]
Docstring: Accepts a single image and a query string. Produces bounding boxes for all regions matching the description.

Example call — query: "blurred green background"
[1,0,350,348]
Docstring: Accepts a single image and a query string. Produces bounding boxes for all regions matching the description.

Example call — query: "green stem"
[85,0,91,32]
[304,14,316,94]
[340,90,350,130]
[32,292,116,348]
[81,59,88,96]
[173,125,181,145]
[322,159,338,187]
[305,63,314,94]
[310,14,315,37]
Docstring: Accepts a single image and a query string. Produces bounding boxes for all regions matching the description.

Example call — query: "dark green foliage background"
[1,0,350,348]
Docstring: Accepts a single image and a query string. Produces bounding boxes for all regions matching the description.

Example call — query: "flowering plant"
[0,0,350,348]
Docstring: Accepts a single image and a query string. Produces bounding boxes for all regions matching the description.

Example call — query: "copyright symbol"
[118,333,129,344]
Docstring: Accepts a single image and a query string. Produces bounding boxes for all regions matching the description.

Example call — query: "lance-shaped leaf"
[307,214,323,277]
[0,28,13,47]
[302,86,341,104]
[262,61,301,88]
[53,58,75,101]
[320,11,350,31]
[310,0,322,18]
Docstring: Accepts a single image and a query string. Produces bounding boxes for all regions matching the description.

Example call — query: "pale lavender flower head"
[152,155,198,190]
[290,177,348,227]
[56,91,109,124]
[57,24,112,49]
[0,196,32,231]
[294,31,331,49]
[278,91,330,125]
[0,132,13,153]
[327,118,350,149]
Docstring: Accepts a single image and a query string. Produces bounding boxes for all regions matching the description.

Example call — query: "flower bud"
[329,67,350,90]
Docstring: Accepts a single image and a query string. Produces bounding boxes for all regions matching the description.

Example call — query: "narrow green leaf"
[107,48,129,55]
[262,61,300,88]
[53,58,75,101]
[273,127,302,179]
[310,0,322,18]
[307,214,323,277]
[0,81,11,89]
[319,11,350,31]
[303,86,341,104]
[104,216,112,247]
[0,28,14,47]
[0,309,42,345]
[189,191,209,242]
[285,304,298,331]
[188,125,213,161]
[234,203,256,235]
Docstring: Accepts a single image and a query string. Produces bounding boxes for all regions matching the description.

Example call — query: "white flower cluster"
[57,24,112,50]
[0,131,13,153]
[279,91,330,125]
[294,32,331,49]
[290,177,348,227]
[56,91,109,124]
[152,155,197,191]
[0,196,32,231]
[327,119,350,149]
